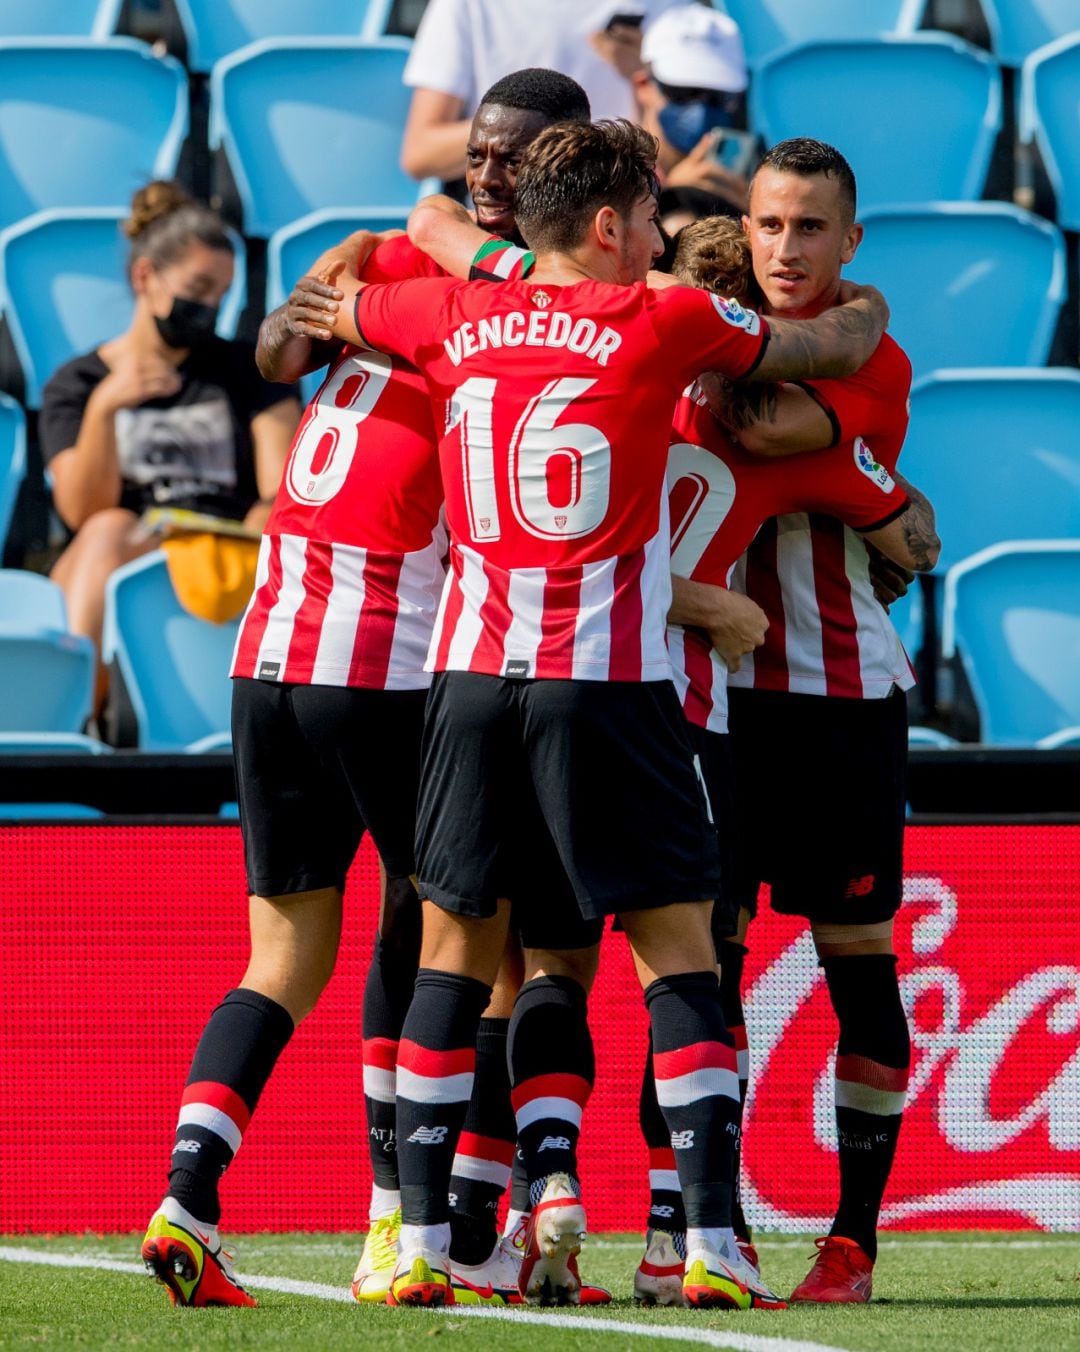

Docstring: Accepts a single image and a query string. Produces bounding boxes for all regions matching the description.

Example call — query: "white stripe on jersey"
[845,527,912,699]
[639,519,675,678]
[309,542,367,686]
[383,523,449,690]
[231,536,274,672]
[256,533,310,675]
[572,557,615,679]
[502,566,544,672]
[775,514,827,696]
[440,544,489,671]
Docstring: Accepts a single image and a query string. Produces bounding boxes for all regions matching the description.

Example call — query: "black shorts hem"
[247,868,348,899]
[417,879,501,920]
[580,879,721,921]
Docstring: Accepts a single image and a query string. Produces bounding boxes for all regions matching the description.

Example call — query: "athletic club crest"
[531,289,552,308]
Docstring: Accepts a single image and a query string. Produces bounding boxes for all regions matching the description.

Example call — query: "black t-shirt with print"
[40,338,291,521]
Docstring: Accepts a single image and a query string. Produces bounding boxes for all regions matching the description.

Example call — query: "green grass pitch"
[3,1231,1079,1350]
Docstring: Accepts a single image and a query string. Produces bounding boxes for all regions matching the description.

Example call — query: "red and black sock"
[644,971,738,1228]
[718,940,750,1243]
[639,1030,687,1249]
[168,988,294,1224]
[396,969,492,1226]
[509,975,594,1207]
[449,1016,516,1264]
[822,954,911,1261]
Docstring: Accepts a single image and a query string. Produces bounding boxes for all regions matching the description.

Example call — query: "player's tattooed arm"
[698,372,834,455]
[669,575,769,674]
[862,472,941,573]
[751,282,889,383]
[409,194,490,279]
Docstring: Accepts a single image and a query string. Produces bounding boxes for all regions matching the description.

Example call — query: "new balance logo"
[174,1139,202,1154]
[670,1130,695,1150]
[845,874,876,897]
[537,1135,571,1152]
[650,1204,676,1219]
[407,1125,449,1145]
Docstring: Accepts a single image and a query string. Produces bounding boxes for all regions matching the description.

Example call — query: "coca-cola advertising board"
[1,822,1077,1232]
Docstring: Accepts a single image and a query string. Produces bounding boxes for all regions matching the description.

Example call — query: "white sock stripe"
[395,1066,474,1105]
[514,1097,584,1132]
[175,1103,242,1155]
[450,1155,513,1188]
[654,1067,740,1109]
[362,1066,396,1104]
[648,1168,681,1192]
[834,1080,907,1116]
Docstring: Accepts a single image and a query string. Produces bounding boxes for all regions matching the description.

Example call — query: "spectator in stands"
[39,182,298,694]
[399,0,681,183]
[633,4,752,226]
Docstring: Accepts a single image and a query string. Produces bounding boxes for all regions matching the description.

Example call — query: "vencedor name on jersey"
[442,309,623,368]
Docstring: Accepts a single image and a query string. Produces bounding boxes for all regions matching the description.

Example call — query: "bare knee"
[522,943,600,992]
[621,900,715,987]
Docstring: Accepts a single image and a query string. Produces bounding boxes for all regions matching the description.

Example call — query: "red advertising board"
[1,823,1077,1234]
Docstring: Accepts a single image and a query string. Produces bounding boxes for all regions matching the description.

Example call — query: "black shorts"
[231,677,425,897]
[684,723,738,946]
[416,672,721,932]
[727,685,907,926]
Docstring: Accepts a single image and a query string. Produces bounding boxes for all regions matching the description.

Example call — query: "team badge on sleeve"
[854,438,896,493]
[709,293,761,335]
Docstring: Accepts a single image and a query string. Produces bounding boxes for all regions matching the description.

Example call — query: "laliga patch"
[710,292,761,335]
[854,437,896,493]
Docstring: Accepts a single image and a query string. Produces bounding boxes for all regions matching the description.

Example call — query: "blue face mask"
[658,98,736,157]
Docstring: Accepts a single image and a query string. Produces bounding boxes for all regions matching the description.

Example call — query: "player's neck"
[529,243,633,288]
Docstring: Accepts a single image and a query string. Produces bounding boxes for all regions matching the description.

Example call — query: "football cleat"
[141,1196,256,1308]
[351,1209,401,1304]
[789,1235,873,1304]
[736,1238,760,1275]
[518,1173,587,1306]
[567,1252,612,1306]
[683,1241,787,1310]
[451,1236,524,1305]
[633,1228,686,1307]
[387,1245,453,1307]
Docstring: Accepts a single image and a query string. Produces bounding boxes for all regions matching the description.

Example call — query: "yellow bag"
[162,531,260,623]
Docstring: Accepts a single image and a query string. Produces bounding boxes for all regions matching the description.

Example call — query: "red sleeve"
[363,235,445,283]
[650,286,770,385]
[354,277,457,367]
[800,334,912,450]
[781,439,911,532]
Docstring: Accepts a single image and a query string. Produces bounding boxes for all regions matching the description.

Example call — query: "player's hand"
[93,351,182,412]
[666,134,747,204]
[703,589,770,673]
[284,275,343,343]
[867,543,914,609]
[837,280,890,331]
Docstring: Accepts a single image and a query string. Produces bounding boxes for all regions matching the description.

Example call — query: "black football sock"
[718,941,750,1243]
[639,1030,686,1249]
[449,1016,516,1265]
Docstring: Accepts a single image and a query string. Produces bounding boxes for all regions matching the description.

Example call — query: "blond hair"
[672,216,758,307]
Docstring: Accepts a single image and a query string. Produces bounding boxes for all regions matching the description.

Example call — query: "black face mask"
[154,296,219,349]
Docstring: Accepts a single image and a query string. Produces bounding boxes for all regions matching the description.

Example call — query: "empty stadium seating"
[0,208,247,407]
[208,38,418,238]
[904,368,1080,571]
[0,571,95,735]
[982,0,1080,67]
[942,541,1080,746]
[102,552,239,752]
[1020,33,1080,232]
[854,204,1066,380]
[0,0,122,39]
[0,393,26,552]
[0,39,188,235]
[175,0,393,72]
[717,0,927,67]
[750,34,1002,212]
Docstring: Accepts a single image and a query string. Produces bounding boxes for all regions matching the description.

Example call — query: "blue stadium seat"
[0,0,122,39]
[942,541,1080,746]
[907,726,960,747]
[0,803,104,818]
[0,393,26,551]
[0,208,247,407]
[905,369,1080,571]
[750,35,1002,211]
[0,568,68,629]
[0,570,95,733]
[854,204,1065,381]
[102,551,239,752]
[175,0,394,73]
[0,732,110,753]
[0,39,188,234]
[1020,33,1080,232]
[983,0,1080,67]
[717,0,927,67]
[209,38,418,237]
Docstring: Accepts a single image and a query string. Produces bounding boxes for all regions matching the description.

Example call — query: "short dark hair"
[751,137,857,221]
[479,68,591,124]
[515,119,658,253]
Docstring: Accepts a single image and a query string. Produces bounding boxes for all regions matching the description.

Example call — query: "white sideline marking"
[0,1247,852,1352]
[589,1238,1080,1252]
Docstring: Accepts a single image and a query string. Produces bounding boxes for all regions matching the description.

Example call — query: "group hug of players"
[140,66,939,1313]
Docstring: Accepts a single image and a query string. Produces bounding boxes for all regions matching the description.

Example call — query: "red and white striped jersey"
[354,278,770,681]
[666,382,911,730]
[231,237,448,690]
[728,334,916,702]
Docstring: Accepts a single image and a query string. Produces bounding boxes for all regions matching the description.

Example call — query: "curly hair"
[672,215,758,306]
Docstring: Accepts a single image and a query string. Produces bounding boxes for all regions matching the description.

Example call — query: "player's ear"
[840,220,864,266]
[130,254,153,296]
[594,204,620,252]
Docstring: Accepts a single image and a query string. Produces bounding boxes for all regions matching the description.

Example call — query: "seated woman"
[39,181,299,700]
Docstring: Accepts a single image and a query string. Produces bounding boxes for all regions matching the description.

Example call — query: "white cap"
[642,4,748,93]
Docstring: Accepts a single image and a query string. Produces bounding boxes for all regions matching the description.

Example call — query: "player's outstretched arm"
[698,373,833,456]
[669,576,769,674]
[751,283,889,384]
[409,194,489,279]
[863,472,940,573]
